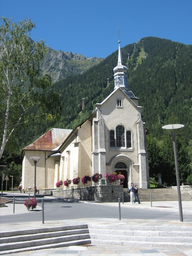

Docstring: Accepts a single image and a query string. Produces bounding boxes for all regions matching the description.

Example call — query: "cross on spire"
[117,26,121,42]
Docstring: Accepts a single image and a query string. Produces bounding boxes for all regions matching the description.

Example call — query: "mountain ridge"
[41,47,103,83]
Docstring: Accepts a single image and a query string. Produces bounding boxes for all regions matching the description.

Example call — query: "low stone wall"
[53,185,126,202]
[39,189,55,195]
[172,185,192,198]
[0,197,12,207]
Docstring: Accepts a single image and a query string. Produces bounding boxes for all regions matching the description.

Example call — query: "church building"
[22,41,149,191]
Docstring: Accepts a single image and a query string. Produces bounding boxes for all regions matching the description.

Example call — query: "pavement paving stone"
[1,192,192,255]
[1,245,192,256]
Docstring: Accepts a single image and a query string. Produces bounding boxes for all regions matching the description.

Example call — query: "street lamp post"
[10,175,13,191]
[0,165,6,197]
[30,156,40,199]
[162,124,184,222]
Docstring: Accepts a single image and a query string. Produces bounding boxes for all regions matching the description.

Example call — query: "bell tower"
[113,41,128,90]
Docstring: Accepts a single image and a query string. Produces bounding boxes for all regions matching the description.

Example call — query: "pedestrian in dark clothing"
[134,185,140,204]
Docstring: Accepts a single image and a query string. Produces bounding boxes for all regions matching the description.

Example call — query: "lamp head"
[30,156,40,163]
[162,124,184,130]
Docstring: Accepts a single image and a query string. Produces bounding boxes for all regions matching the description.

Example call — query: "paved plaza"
[0,193,192,255]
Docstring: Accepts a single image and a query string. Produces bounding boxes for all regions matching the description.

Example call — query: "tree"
[159,132,191,185]
[176,136,191,183]
[0,17,62,160]
[146,134,163,179]
[160,135,176,185]
[187,174,192,185]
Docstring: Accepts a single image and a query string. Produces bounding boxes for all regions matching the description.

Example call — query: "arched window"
[126,130,131,148]
[109,127,132,149]
[116,125,125,147]
[110,130,115,147]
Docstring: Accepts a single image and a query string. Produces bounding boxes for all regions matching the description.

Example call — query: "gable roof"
[96,87,141,110]
[23,128,72,151]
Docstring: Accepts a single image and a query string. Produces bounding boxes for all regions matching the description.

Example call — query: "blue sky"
[0,0,192,58]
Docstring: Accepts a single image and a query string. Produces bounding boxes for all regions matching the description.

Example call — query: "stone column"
[137,118,148,189]
[54,161,59,188]
[92,112,106,176]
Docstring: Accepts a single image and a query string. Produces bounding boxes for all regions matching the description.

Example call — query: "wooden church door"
[114,162,128,188]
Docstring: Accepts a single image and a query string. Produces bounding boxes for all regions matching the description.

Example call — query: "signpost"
[5,175,9,191]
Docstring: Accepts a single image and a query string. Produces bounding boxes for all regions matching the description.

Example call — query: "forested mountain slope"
[52,37,192,144]
[128,37,192,140]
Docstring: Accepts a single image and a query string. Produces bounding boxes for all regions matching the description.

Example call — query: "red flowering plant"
[64,179,71,187]
[92,173,102,183]
[81,175,91,185]
[73,177,80,185]
[56,180,63,188]
[24,198,37,211]
[117,174,125,181]
[104,173,118,183]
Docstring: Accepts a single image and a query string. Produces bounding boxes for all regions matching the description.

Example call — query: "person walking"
[134,185,140,204]
[128,182,134,204]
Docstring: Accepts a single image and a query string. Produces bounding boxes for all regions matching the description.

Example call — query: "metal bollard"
[13,197,15,214]
[122,192,124,204]
[150,193,152,207]
[42,199,44,224]
[118,198,121,220]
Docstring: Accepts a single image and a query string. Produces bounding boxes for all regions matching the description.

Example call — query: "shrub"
[117,174,125,181]
[64,179,71,187]
[24,198,37,211]
[92,173,102,183]
[73,177,80,184]
[187,174,192,185]
[56,181,61,188]
[81,175,91,184]
[104,173,118,183]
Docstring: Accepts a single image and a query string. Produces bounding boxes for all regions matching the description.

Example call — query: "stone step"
[90,239,192,247]
[0,239,90,255]
[90,233,192,243]
[0,234,90,251]
[0,229,89,244]
[88,225,192,247]
[123,187,192,201]
[0,225,91,254]
[89,224,192,231]
[89,229,192,237]
[0,224,88,238]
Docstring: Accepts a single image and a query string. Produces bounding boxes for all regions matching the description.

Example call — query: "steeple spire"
[113,40,128,90]
[117,40,123,66]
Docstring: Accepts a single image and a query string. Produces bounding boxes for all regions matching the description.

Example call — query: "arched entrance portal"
[114,162,128,188]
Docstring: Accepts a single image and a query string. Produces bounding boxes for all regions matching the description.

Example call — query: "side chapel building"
[22,41,149,190]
